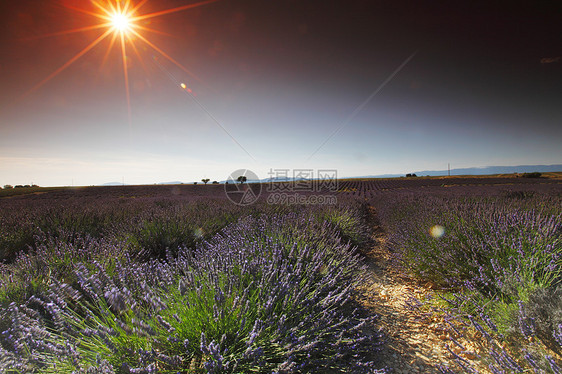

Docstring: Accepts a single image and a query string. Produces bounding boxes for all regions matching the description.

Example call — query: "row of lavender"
[0,192,384,373]
[338,176,562,199]
[372,186,562,372]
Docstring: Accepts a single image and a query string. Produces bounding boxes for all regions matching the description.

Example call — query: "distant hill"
[360,164,562,179]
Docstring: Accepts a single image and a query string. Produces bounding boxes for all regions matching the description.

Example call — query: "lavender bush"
[374,188,562,372]
[0,190,384,373]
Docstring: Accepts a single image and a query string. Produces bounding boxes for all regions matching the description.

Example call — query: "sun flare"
[22,0,220,126]
[111,12,133,32]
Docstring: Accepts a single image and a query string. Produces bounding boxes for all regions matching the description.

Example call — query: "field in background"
[2,171,561,200]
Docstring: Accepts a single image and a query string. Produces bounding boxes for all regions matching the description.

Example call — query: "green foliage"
[0,205,374,372]
[323,205,371,248]
[381,193,562,337]
[524,285,562,355]
[130,218,197,259]
[0,229,37,264]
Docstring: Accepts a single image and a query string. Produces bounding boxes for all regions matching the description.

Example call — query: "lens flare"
[430,225,445,238]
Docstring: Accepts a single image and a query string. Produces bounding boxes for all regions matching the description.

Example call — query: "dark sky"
[0,0,561,185]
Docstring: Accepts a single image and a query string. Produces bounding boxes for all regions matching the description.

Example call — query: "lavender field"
[0,176,561,373]
[369,178,562,373]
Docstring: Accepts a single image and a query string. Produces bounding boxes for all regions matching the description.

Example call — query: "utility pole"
[448,163,451,177]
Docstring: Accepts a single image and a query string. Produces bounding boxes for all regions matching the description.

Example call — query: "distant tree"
[212,181,219,184]
[24,185,31,188]
[522,172,542,178]
[237,176,247,184]
[32,184,39,188]
[406,173,417,178]
[3,185,13,189]
[193,182,198,185]
[15,185,24,188]
[201,178,210,185]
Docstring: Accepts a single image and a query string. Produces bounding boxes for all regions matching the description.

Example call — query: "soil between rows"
[356,206,490,374]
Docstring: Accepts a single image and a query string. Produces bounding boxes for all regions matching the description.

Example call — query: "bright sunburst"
[23,0,219,125]
[111,13,133,32]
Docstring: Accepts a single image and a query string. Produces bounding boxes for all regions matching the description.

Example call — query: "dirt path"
[357,207,489,374]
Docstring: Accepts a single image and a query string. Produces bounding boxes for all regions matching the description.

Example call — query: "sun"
[111,12,133,33]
